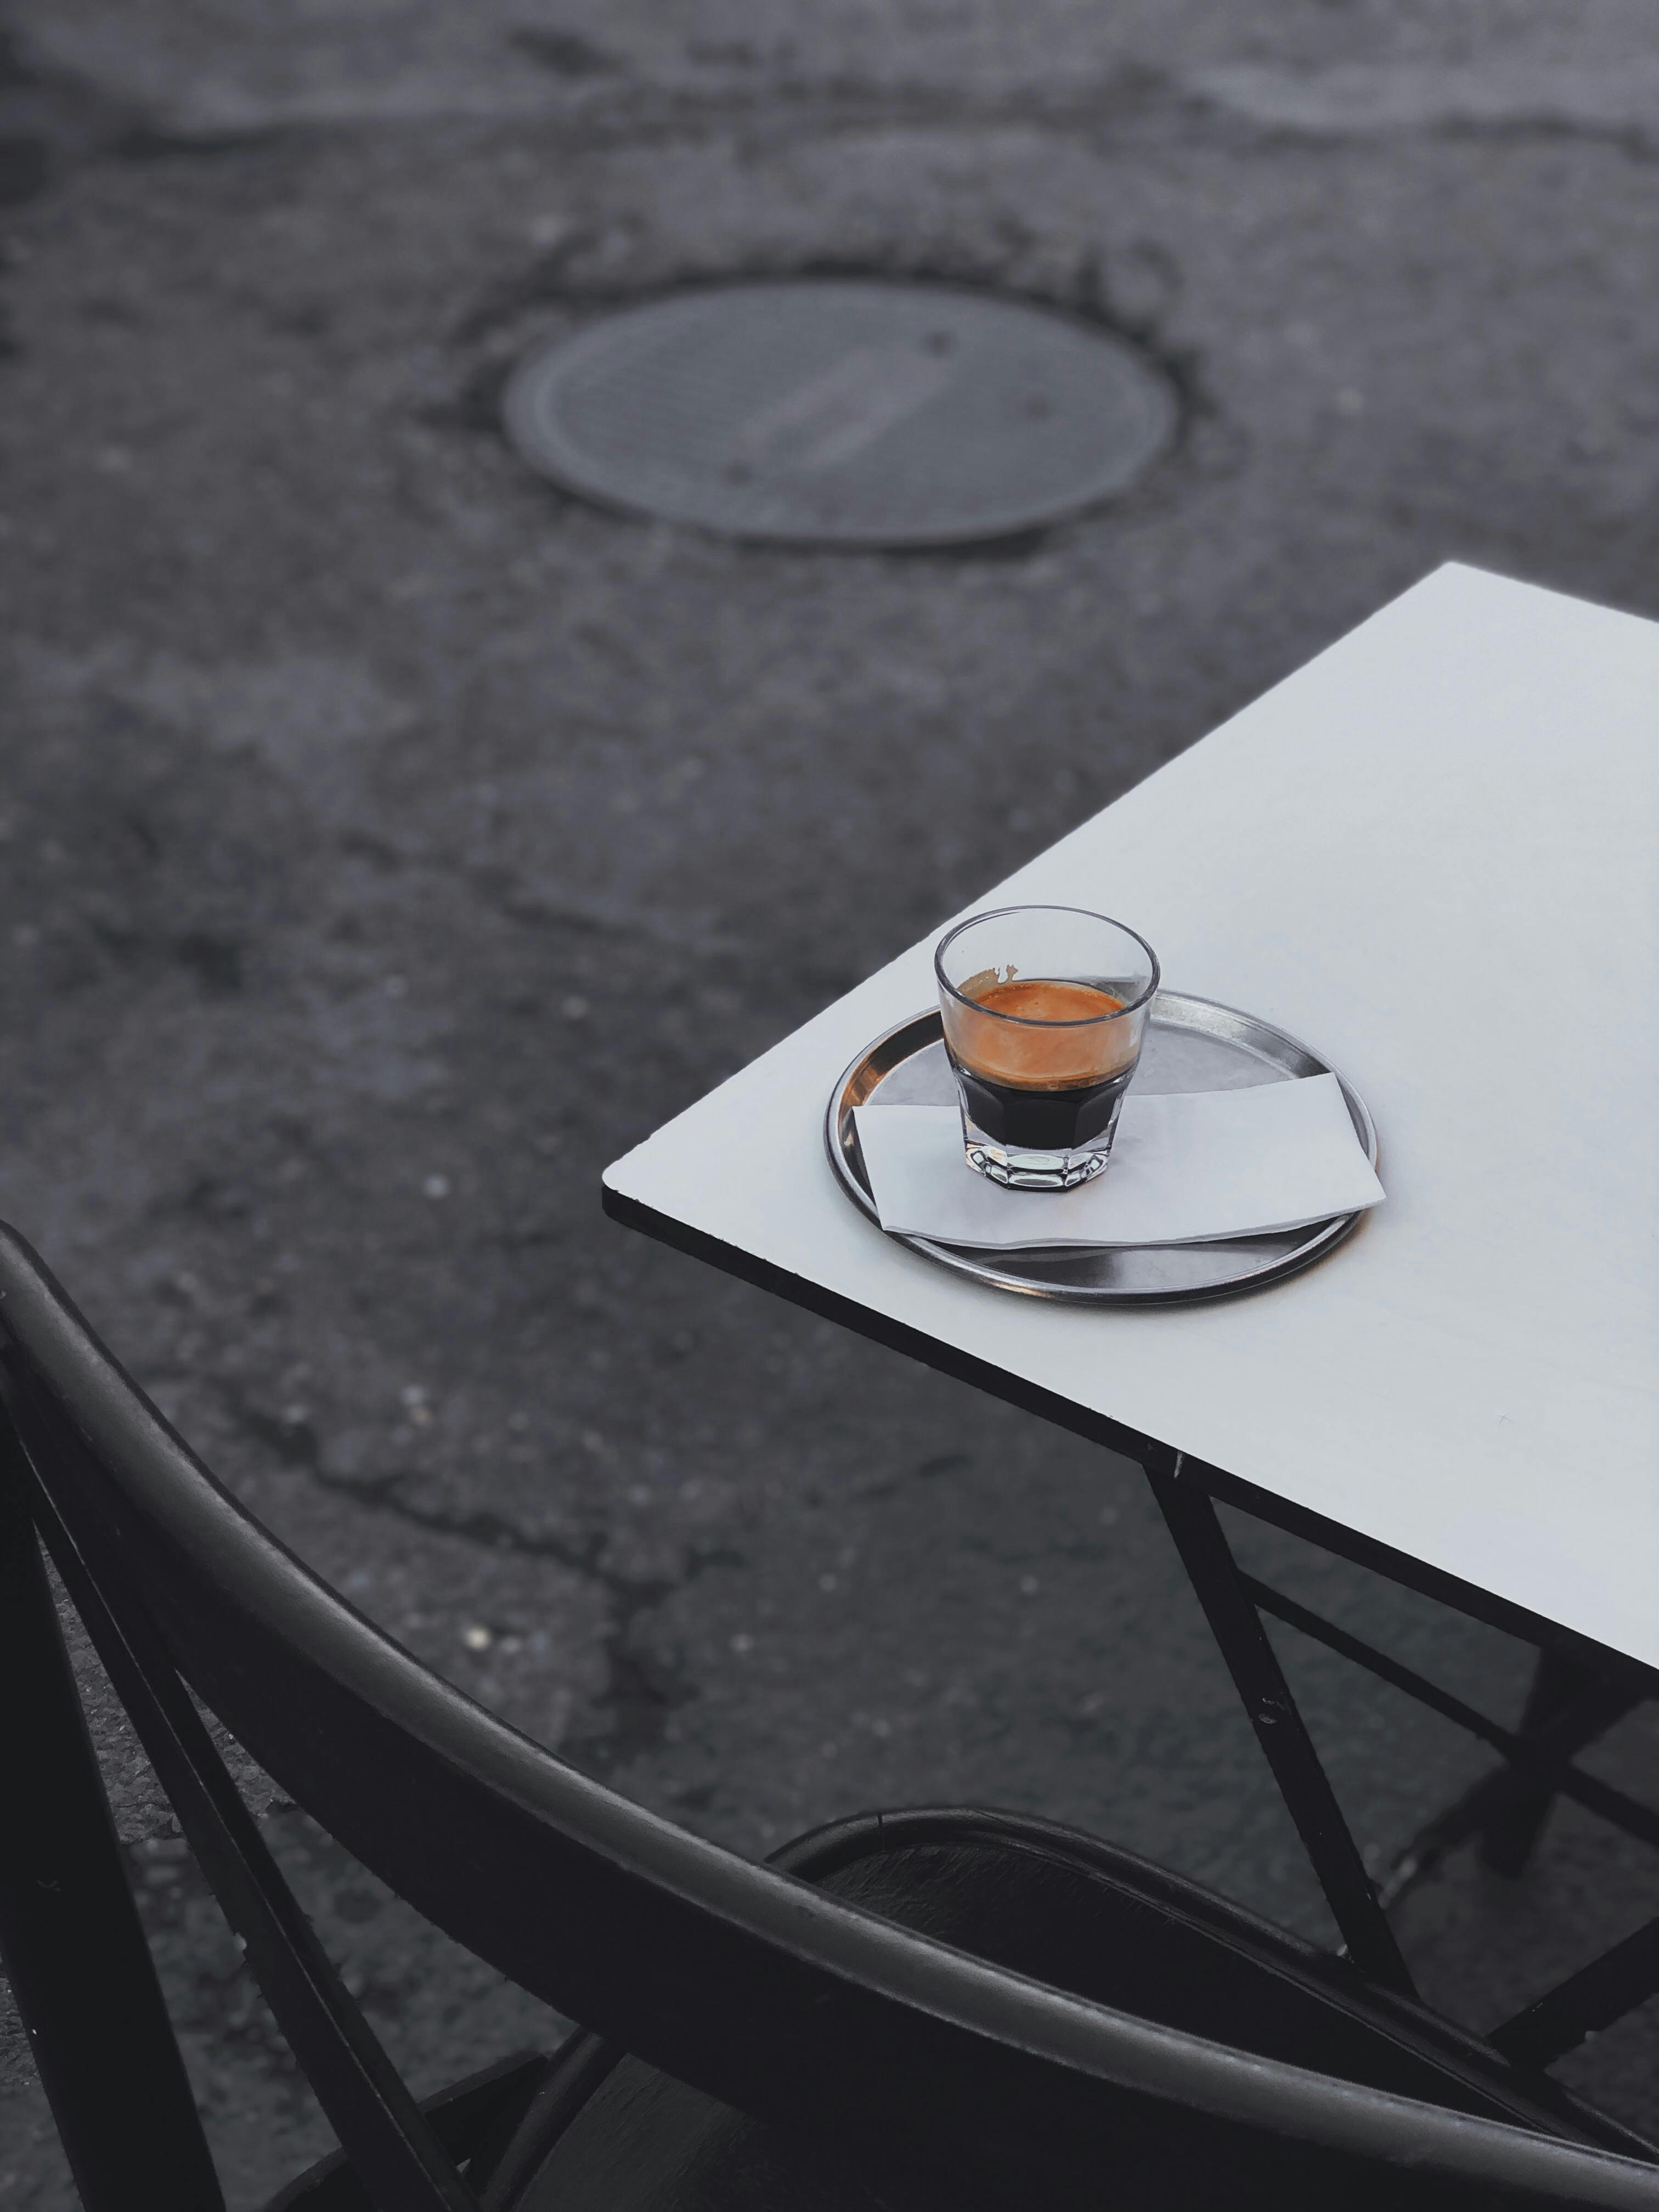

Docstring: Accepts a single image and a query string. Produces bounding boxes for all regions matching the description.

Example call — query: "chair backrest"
[2,1220,1657,2212]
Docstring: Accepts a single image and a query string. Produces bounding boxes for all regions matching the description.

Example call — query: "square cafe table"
[605,563,1659,2062]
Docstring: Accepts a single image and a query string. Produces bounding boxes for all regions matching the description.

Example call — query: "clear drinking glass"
[935,905,1160,1189]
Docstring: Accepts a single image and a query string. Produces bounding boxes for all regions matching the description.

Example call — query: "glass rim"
[934,904,1161,1026]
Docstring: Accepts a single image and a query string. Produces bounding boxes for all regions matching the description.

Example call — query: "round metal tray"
[824,991,1378,1306]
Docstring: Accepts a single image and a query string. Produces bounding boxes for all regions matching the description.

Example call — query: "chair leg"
[1478,1648,1602,1877]
[264,2051,551,2210]
[0,1408,223,2211]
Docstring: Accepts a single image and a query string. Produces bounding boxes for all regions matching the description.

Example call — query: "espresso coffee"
[942,976,1136,1150]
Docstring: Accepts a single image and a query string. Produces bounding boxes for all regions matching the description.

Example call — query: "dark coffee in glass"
[935,911,1159,1190]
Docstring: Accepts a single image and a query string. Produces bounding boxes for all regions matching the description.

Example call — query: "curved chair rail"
[2,1221,1657,2211]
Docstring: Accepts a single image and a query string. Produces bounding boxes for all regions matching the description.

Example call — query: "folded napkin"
[854,1073,1383,1251]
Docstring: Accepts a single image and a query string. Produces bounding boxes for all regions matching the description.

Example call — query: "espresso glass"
[935,905,1159,1190]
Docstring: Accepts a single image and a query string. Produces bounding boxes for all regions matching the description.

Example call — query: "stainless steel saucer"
[824,991,1378,1306]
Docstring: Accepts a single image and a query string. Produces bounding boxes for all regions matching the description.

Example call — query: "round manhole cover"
[503,280,1177,547]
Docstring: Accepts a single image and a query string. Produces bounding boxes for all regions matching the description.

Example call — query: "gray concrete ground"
[1,0,1657,2200]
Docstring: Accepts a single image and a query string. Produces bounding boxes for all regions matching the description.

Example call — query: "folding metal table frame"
[606,1166,1659,2067]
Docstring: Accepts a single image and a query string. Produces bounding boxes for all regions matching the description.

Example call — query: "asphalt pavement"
[1,1,1656,2200]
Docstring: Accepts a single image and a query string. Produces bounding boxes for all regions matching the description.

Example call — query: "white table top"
[605,565,1659,1673]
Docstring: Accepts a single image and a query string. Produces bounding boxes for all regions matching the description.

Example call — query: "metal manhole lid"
[502,280,1177,547]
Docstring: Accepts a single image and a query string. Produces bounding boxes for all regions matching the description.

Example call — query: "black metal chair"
[2,1222,1657,2212]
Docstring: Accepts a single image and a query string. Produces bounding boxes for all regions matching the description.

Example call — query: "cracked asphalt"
[1,1,1657,2201]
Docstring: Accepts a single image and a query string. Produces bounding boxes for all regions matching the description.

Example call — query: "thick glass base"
[962,1130,1112,1191]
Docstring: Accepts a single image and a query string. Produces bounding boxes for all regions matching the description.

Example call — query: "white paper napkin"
[854,1074,1384,1250]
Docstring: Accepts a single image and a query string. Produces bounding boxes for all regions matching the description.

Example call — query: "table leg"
[1492,1908,1659,2067]
[1375,1662,1639,1911]
[1143,1450,1416,1997]
[1479,1648,1605,1877]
